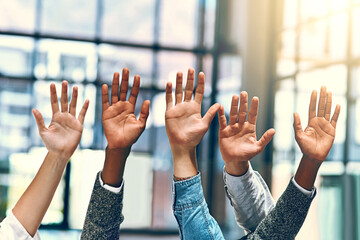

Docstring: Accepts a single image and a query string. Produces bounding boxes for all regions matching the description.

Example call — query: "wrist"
[224,161,249,176]
[172,147,198,178]
[102,146,131,187]
[294,155,322,191]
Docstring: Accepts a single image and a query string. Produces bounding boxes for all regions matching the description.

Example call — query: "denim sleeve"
[173,173,225,240]
[223,164,275,233]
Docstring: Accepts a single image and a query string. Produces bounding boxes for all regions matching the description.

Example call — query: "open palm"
[102,69,150,150]
[32,81,89,160]
[165,69,220,151]
[219,92,275,166]
[294,87,340,162]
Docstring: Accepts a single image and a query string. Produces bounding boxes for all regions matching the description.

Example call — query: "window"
[0,0,236,233]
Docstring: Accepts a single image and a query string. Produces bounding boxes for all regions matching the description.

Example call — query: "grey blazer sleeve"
[81,172,124,240]
[243,179,316,240]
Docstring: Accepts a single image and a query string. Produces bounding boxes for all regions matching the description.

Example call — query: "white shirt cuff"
[0,210,40,240]
[98,172,124,194]
[291,177,315,198]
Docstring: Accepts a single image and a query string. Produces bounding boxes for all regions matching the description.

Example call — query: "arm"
[9,82,88,237]
[165,69,224,239]
[218,92,276,232]
[244,86,341,239]
[81,69,150,239]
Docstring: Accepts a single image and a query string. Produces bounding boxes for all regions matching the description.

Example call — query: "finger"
[324,91,332,121]
[203,103,221,127]
[102,84,110,111]
[247,97,259,125]
[111,72,120,104]
[194,72,205,104]
[32,109,46,132]
[78,99,90,124]
[238,91,248,124]
[257,128,276,149]
[119,68,130,101]
[175,72,183,105]
[61,81,68,112]
[229,95,239,125]
[218,105,228,130]
[330,104,341,128]
[184,68,195,102]
[128,75,140,106]
[308,90,317,123]
[166,82,173,111]
[317,86,326,117]
[69,86,78,116]
[293,112,304,140]
[50,83,60,115]
[139,100,150,127]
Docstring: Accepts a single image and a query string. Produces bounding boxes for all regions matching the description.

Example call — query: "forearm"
[294,155,321,191]
[173,173,224,240]
[101,146,130,187]
[171,147,198,178]
[12,152,68,236]
[224,164,275,233]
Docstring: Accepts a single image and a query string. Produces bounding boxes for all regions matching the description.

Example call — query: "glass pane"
[330,0,349,12]
[217,55,242,91]
[99,44,153,86]
[40,0,96,37]
[7,148,65,225]
[156,51,196,89]
[351,66,360,98]
[277,30,297,76]
[159,0,199,47]
[0,36,34,77]
[36,39,97,82]
[101,0,155,44]
[329,13,348,60]
[0,0,36,33]
[202,55,213,97]
[299,20,327,69]
[349,102,360,161]
[296,65,347,95]
[353,7,360,57]
[301,0,328,23]
[204,0,216,48]
[283,0,298,28]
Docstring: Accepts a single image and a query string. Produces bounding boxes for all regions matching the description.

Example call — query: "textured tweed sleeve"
[243,179,316,240]
[80,172,124,240]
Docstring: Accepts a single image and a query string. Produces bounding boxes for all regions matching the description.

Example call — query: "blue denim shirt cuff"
[173,173,203,211]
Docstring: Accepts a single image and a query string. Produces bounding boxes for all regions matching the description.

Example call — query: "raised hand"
[293,86,340,163]
[102,68,150,150]
[101,68,150,186]
[13,81,88,236]
[32,81,89,160]
[165,68,220,177]
[218,92,275,176]
[294,86,340,190]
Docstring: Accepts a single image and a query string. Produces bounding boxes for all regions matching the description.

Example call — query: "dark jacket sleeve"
[80,172,124,240]
[242,179,316,240]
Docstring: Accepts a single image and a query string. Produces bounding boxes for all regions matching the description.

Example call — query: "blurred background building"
[0,0,359,239]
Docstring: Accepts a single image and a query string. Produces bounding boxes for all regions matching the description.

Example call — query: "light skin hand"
[13,81,88,236]
[218,91,275,176]
[165,68,220,178]
[101,68,150,186]
[294,86,340,190]
[32,81,89,160]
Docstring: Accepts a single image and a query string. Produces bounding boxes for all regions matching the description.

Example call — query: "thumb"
[293,112,304,141]
[257,128,275,149]
[32,109,46,133]
[203,103,221,127]
[139,100,150,127]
